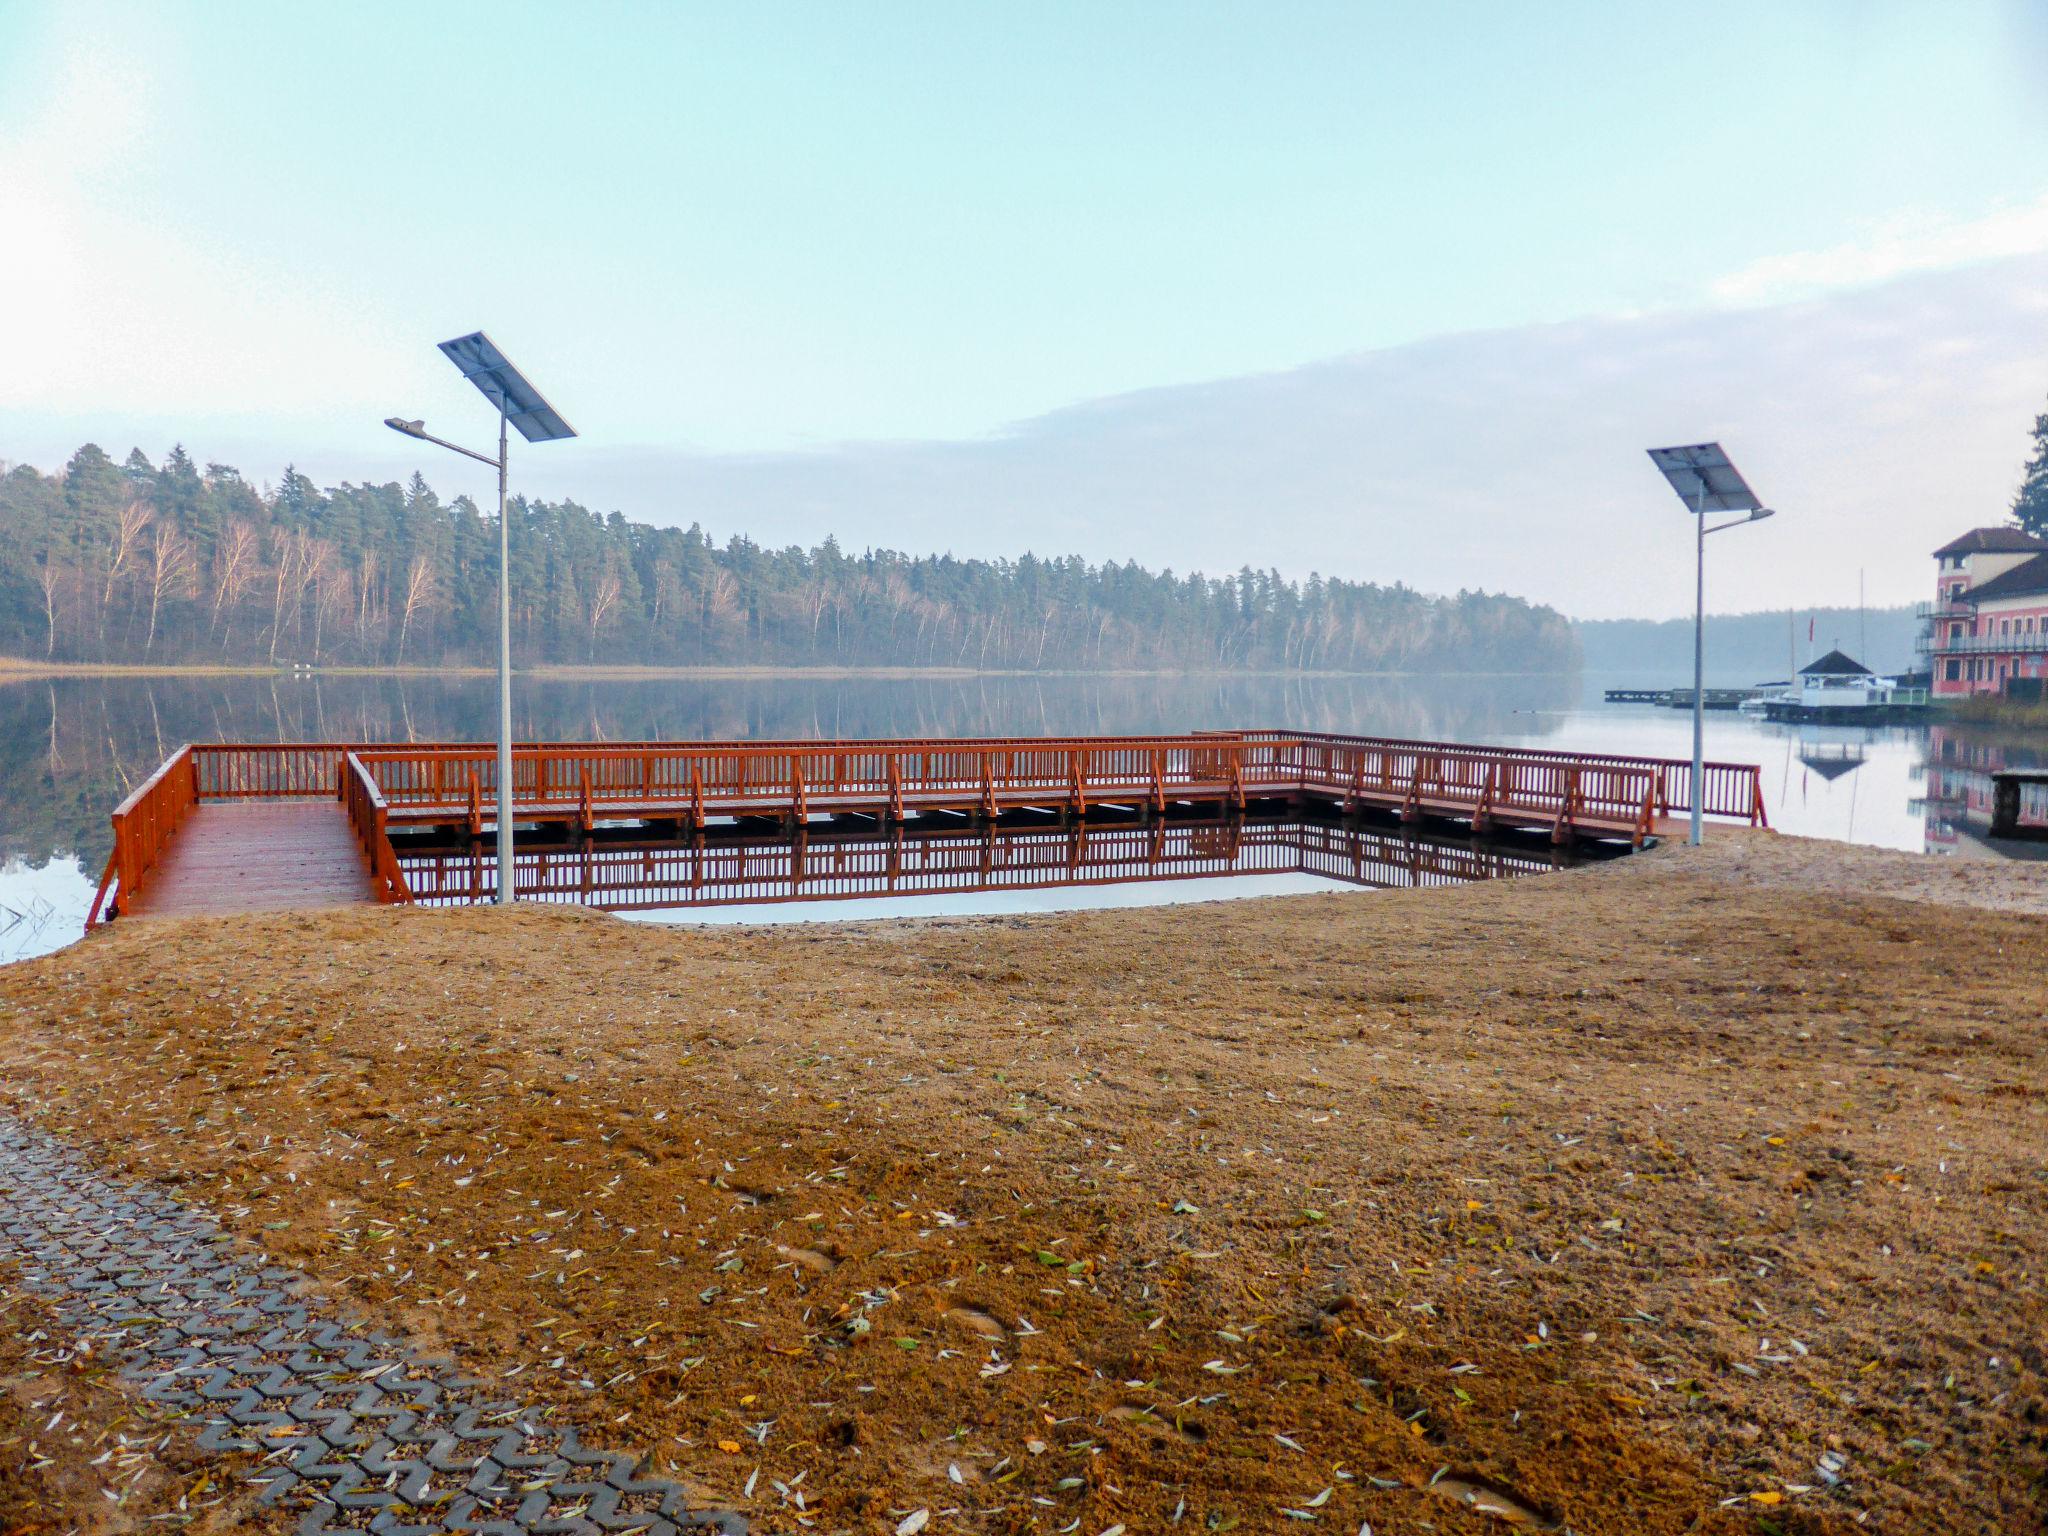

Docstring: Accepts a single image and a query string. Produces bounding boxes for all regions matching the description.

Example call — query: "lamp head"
[1750,507,1776,522]
[384,417,427,439]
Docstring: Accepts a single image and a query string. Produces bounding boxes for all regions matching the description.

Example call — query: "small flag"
[1808,617,1815,643]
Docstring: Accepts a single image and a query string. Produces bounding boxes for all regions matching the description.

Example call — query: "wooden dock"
[88,731,1770,925]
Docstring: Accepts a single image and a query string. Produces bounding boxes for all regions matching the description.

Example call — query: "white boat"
[1757,651,1925,721]
[1737,681,1789,716]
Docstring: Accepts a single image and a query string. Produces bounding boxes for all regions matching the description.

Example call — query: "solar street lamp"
[1646,443,1775,848]
[386,332,577,904]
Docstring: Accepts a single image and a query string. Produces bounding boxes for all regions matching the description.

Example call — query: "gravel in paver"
[0,1114,745,1536]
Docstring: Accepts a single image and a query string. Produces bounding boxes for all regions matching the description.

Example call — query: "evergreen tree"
[2014,395,2048,540]
[63,444,125,523]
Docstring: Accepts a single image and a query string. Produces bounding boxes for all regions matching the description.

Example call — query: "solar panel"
[1646,442,1761,514]
[437,332,578,443]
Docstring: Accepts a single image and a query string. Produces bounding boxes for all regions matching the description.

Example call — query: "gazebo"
[1797,649,1874,680]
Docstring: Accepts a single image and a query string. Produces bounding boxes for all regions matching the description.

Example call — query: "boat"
[1756,650,1928,722]
[1737,681,1790,717]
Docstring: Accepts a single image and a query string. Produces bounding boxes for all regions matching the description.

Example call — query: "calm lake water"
[2,669,2040,963]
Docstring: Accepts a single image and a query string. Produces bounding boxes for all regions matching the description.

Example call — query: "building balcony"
[1919,631,2048,655]
[1915,599,1977,619]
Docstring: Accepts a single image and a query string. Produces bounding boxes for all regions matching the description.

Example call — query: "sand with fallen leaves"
[1,829,2043,1534]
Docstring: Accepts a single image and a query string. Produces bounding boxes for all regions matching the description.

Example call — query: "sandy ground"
[1659,825,2048,913]
[0,829,2044,1534]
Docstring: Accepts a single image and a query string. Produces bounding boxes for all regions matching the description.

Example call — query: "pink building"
[1924,527,2048,698]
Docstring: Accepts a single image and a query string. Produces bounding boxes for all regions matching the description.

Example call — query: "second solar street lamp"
[1646,443,1776,848]
[387,332,577,904]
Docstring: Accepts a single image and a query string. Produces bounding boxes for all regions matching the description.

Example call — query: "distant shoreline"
[0,657,1580,683]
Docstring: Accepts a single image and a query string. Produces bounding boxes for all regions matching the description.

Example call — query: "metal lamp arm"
[410,428,501,470]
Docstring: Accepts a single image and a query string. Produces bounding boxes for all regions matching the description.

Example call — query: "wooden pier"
[89,731,1769,924]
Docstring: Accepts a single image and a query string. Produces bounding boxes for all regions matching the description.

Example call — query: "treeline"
[1576,606,1922,683]
[0,442,1579,673]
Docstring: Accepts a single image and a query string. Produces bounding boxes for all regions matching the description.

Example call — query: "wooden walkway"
[88,732,1769,926]
[118,803,374,918]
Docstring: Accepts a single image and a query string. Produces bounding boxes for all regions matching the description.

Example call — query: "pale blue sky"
[5,1,2048,614]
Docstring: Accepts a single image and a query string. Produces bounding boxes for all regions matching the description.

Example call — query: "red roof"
[1965,552,2048,603]
[1933,527,2046,557]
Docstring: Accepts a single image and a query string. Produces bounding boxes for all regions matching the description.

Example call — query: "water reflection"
[395,812,1579,916]
[1918,725,2048,856]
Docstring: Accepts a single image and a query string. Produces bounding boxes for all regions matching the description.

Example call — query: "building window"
[1947,660,1961,680]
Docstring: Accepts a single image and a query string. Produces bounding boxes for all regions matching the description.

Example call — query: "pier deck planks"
[123,802,374,917]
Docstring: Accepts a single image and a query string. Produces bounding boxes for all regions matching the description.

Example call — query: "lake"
[3,669,2040,963]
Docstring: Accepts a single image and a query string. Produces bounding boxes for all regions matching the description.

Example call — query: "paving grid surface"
[0,1116,746,1535]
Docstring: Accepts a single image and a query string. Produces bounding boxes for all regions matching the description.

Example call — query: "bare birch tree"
[587,567,623,657]
[396,553,438,663]
[266,528,304,663]
[98,499,153,645]
[312,553,351,662]
[37,556,63,657]
[144,524,195,654]
[355,548,380,648]
[209,521,259,644]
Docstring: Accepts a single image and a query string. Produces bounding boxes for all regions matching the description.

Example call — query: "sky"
[4,0,2048,619]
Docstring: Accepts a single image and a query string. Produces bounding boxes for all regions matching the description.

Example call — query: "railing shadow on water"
[390,809,1606,915]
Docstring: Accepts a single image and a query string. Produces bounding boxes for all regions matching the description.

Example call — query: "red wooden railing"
[341,753,411,904]
[1278,738,1658,828]
[192,741,365,799]
[352,737,1299,829]
[1238,729,1768,826]
[93,745,201,925]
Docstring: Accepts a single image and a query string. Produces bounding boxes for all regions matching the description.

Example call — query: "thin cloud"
[454,254,2048,623]
[1711,194,2048,305]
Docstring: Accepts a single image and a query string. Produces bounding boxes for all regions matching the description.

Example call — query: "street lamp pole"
[383,413,518,900]
[495,406,512,903]
[386,331,576,905]
[1691,480,1706,848]
[1647,443,1776,847]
